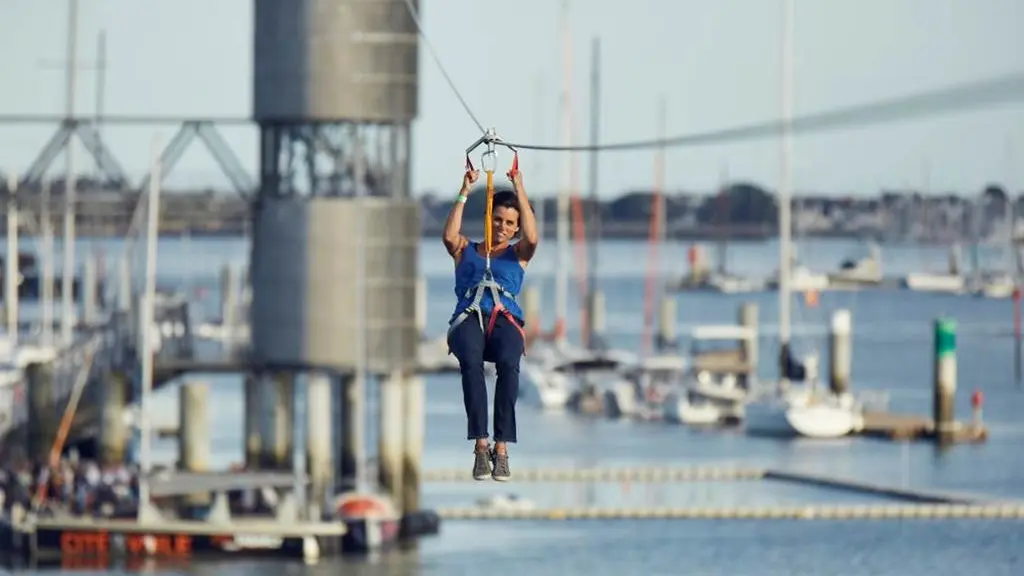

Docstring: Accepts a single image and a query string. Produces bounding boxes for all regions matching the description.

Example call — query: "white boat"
[744,386,863,439]
[706,273,766,294]
[968,272,1016,299]
[767,265,830,292]
[664,392,724,426]
[829,245,883,287]
[749,9,871,441]
[903,272,965,293]
[521,359,575,410]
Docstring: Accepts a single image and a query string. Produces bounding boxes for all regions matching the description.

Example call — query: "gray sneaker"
[491,450,511,482]
[472,448,492,481]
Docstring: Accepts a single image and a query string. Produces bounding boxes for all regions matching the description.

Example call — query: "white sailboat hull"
[522,362,573,410]
[745,395,860,439]
[604,381,639,419]
[663,394,720,425]
[903,273,965,293]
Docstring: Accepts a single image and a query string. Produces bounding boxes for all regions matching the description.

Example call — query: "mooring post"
[415,276,428,338]
[98,371,128,466]
[82,253,99,325]
[656,295,677,351]
[243,374,262,469]
[829,309,852,395]
[402,374,425,512]
[522,284,541,337]
[378,370,405,510]
[933,318,957,445]
[26,362,57,461]
[738,302,758,387]
[261,373,295,470]
[586,290,606,347]
[178,381,211,514]
[306,372,333,517]
[220,263,240,351]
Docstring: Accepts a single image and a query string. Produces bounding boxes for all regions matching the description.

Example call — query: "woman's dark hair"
[492,190,520,213]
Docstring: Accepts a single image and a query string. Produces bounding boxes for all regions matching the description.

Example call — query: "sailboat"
[743,0,864,439]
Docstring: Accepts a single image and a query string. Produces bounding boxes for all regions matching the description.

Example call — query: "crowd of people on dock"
[0,457,141,518]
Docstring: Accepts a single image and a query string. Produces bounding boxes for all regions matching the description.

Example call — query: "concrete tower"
[249,0,420,374]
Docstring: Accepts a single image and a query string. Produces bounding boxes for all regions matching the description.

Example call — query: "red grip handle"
[506,151,519,180]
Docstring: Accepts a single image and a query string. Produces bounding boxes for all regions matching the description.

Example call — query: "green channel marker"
[934,319,957,357]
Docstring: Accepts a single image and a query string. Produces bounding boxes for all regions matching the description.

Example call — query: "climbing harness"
[449,129,526,349]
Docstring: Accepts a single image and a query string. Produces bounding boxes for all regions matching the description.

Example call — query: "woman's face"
[492,206,521,244]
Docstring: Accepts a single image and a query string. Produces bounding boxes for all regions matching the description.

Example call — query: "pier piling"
[378,370,405,510]
[116,257,131,313]
[829,309,852,395]
[220,264,240,349]
[656,296,677,351]
[402,374,425,512]
[522,284,541,334]
[243,374,262,468]
[261,373,295,470]
[178,381,211,511]
[415,277,428,337]
[26,362,57,461]
[586,290,606,346]
[306,372,334,516]
[337,374,362,492]
[82,253,99,325]
[98,371,128,466]
[933,319,957,445]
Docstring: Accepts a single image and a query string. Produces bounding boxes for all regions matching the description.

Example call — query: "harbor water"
[11,236,1024,574]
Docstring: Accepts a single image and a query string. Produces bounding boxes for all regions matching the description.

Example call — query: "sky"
[0,0,1022,198]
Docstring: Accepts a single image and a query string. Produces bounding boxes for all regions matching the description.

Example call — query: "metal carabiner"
[480,145,498,173]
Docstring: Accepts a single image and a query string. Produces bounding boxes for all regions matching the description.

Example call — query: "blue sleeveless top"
[450,242,525,325]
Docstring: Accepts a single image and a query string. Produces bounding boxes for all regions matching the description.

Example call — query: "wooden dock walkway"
[859,412,988,443]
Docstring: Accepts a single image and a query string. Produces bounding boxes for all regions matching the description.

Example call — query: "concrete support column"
[243,374,262,468]
[26,362,56,461]
[378,370,405,510]
[402,375,425,512]
[306,372,333,515]
[261,373,295,470]
[336,374,362,493]
[178,381,211,511]
[98,371,128,466]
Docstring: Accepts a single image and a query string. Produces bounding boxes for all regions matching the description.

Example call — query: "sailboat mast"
[778,0,795,375]
[717,162,729,275]
[1005,137,1016,277]
[554,0,572,344]
[587,37,601,300]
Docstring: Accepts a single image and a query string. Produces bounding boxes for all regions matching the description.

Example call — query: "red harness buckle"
[486,304,526,356]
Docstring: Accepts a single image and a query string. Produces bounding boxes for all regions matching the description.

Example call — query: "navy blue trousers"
[447,313,524,443]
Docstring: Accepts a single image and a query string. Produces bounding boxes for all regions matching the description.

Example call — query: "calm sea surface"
[7,236,1024,575]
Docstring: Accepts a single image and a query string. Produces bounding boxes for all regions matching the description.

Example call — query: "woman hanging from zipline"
[442,145,538,482]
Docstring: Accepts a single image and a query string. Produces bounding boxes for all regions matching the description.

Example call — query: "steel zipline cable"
[401,0,486,135]
[400,1,1024,156]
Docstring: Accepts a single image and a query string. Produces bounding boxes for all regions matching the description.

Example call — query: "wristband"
[456,194,468,204]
